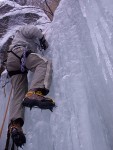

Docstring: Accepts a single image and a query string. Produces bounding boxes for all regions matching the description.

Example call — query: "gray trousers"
[7,48,52,125]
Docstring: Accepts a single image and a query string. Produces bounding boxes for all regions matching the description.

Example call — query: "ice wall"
[1,0,113,150]
[24,0,113,150]
[47,0,113,150]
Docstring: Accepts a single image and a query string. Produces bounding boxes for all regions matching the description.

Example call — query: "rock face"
[7,0,60,20]
[9,0,27,5]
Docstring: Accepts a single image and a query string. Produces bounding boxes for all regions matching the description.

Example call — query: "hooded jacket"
[10,25,47,52]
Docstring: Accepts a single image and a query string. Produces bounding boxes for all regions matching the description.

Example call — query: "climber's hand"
[40,36,49,50]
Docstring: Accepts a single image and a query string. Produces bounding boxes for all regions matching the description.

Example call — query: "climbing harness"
[7,46,31,77]
[20,46,28,72]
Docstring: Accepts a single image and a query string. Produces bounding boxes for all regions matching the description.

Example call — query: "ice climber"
[0,25,55,149]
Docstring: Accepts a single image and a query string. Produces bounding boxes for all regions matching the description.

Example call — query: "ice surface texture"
[1,0,113,150]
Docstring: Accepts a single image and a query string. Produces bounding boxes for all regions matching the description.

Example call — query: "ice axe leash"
[0,86,13,138]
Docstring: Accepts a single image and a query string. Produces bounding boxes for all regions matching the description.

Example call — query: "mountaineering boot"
[9,120,26,148]
[22,89,56,111]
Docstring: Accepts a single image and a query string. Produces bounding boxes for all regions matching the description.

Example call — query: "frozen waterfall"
[1,0,113,150]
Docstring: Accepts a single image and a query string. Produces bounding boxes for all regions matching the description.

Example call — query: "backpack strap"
[8,50,21,60]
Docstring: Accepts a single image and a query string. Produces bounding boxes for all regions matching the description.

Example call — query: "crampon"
[22,97,56,111]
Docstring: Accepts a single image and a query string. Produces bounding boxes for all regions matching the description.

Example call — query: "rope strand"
[45,0,54,16]
[0,86,13,138]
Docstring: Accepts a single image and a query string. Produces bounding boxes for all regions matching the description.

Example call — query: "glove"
[39,36,49,50]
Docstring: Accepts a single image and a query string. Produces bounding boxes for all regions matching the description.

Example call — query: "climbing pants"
[6,47,52,125]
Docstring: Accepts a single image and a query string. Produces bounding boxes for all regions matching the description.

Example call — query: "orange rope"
[0,86,13,138]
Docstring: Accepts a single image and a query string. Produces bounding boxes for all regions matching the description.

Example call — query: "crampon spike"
[30,107,32,110]
[50,108,53,112]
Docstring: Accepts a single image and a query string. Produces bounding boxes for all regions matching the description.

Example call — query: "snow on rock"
[0,0,50,52]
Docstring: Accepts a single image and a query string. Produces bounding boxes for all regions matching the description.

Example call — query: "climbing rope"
[41,0,54,20]
[44,0,54,16]
[0,86,13,138]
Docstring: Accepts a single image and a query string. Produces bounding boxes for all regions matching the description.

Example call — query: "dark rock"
[0,4,13,14]
[9,0,27,6]
[0,16,9,38]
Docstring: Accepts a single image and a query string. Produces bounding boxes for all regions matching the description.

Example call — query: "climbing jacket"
[9,25,48,53]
